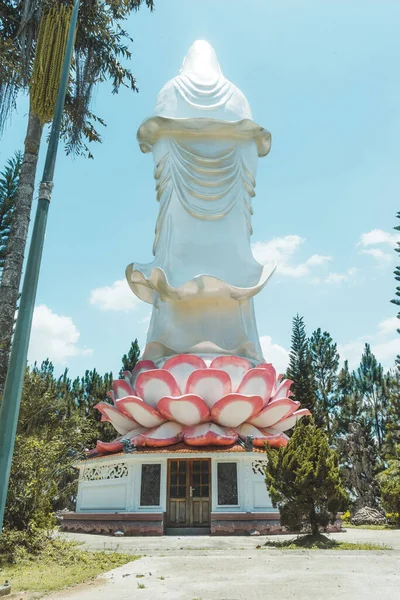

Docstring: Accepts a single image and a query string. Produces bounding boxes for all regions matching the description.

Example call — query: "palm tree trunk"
[0,108,43,394]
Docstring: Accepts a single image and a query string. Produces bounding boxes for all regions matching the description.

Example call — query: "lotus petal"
[112,379,135,400]
[237,368,275,404]
[130,360,157,389]
[163,355,207,393]
[259,430,289,448]
[95,426,147,454]
[272,379,293,401]
[116,396,166,428]
[257,362,277,380]
[249,398,300,428]
[135,370,180,408]
[96,439,124,454]
[211,393,263,428]
[158,394,210,426]
[184,422,238,446]
[94,402,137,435]
[185,369,231,408]
[210,356,251,392]
[268,408,311,432]
[248,398,300,427]
[235,423,289,448]
[132,421,184,447]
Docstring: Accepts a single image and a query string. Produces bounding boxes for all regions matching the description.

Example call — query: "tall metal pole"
[0,0,81,532]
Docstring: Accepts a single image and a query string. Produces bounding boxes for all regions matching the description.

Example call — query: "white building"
[63,446,280,535]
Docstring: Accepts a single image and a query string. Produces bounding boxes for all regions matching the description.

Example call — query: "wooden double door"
[167,459,211,527]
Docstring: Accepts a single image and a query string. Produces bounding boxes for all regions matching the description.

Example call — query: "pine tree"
[264,420,347,535]
[338,422,380,511]
[384,370,400,458]
[309,328,339,439]
[73,368,114,448]
[286,314,316,413]
[355,344,389,450]
[334,360,366,438]
[119,339,140,377]
[0,152,22,278]
[390,212,400,367]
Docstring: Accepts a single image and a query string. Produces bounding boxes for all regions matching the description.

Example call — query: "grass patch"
[260,533,392,551]
[0,539,139,593]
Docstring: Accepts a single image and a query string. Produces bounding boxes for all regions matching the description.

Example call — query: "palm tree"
[0,0,154,392]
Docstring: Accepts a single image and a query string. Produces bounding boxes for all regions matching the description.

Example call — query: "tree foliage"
[3,338,138,530]
[264,420,347,535]
[337,422,380,511]
[0,151,22,277]
[334,360,364,437]
[0,0,155,155]
[354,343,389,450]
[119,338,140,377]
[384,370,400,457]
[390,212,400,353]
[309,328,339,438]
[377,451,400,526]
[286,314,316,413]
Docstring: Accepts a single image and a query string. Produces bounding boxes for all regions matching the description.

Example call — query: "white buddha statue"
[126,40,274,364]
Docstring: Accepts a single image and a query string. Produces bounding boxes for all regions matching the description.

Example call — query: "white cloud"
[378,316,399,336]
[323,268,357,285]
[338,317,400,371]
[252,235,332,279]
[28,305,92,366]
[252,235,304,264]
[339,338,400,371]
[89,279,140,312]
[358,229,399,247]
[306,254,332,267]
[358,229,398,264]
[259,335,289,375]
[359,248,393,263]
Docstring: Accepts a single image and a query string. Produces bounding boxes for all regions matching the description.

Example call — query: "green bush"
[264,420,348,535]
[0,525,53,564]
[377,452,400,527]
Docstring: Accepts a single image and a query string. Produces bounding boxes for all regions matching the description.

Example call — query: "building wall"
[76,453,277,515]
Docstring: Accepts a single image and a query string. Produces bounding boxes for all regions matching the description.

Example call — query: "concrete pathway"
[47,530,400,600]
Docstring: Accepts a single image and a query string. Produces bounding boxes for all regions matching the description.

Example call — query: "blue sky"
[1,0,399,377]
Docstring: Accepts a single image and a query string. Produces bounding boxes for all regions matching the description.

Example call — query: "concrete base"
[61,512,283,536]
[165,527,210,535]
[210,512,282,535]
[61,512,164,536]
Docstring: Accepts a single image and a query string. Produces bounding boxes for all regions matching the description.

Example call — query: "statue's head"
[179,40,223,85]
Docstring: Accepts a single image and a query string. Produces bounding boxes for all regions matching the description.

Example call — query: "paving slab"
[59,528,400,554]
[45,530,400,600]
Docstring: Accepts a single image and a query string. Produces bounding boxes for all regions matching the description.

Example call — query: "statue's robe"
[126,42,272,363]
